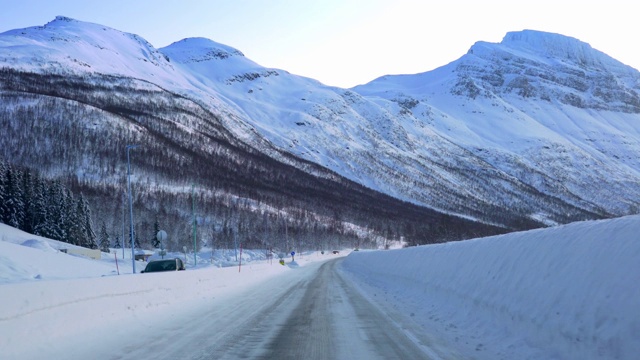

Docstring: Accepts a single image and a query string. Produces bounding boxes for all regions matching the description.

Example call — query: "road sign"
[291,251,295,256]
[156,230,167,242]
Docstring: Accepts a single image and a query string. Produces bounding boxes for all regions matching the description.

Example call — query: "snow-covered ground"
[343,216,640,359]
[1,216,638,359]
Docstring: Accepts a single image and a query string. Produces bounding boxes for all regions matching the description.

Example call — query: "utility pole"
[122,192,125,260]
[233,228,238,262]
[192,184,197,267]
[126,144,139,273]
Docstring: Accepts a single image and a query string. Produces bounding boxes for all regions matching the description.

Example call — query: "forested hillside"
[0,69,506,251]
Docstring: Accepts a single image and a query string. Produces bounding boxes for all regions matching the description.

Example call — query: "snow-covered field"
[1,215,638,359]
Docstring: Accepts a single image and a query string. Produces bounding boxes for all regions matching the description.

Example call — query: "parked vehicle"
[141,258,185,273]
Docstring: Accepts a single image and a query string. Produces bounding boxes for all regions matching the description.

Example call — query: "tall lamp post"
[192,184,197,266]
[126,144,139,273]
[122,192,126,260]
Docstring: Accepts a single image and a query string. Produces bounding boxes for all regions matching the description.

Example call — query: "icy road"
[204,258,435,360]
[57,258,437,360]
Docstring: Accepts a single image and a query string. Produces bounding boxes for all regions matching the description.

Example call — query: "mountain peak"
[501,29,587,49]
[0,15,174,79]
[162,37,245,64]
[464,29,621,70]
[499,29,601,64]
[42,16,106,32]
[50,15,79,24]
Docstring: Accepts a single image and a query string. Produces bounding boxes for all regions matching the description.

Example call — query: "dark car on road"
[141,258,185,273]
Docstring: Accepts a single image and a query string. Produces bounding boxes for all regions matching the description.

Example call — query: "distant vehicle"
[141,258,185,273]
[332,250,340,254]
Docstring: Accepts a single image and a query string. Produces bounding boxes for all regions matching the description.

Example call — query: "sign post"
[239,243,243,272]
[156,230,167,259]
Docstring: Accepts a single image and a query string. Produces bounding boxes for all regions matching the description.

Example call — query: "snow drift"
[342,215,640,359]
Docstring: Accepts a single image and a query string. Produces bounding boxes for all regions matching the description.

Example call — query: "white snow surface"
[1,215,638,359]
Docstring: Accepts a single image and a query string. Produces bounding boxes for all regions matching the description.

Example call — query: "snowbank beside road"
[0,257,298,359]
[342,215,640,360]
[0,221,338,359]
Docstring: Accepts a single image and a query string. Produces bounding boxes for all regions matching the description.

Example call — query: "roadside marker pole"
[114,252,120,275]
[239,243,243,272]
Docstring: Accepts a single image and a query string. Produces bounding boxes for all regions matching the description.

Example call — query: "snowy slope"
[1,18,640,227]
[0,17,263,135]
[1,214,638,359]
[353,31,640,217]
[161,28,640,224]
[0,16,175,80]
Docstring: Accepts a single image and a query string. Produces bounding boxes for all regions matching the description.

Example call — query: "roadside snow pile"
[21,238,58,252]
[342,215,640,360]
[0,240,118,283]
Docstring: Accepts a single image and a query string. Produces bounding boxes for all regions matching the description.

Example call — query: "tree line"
[0,158,97,249]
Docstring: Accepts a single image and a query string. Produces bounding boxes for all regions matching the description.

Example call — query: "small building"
[60,247,102,260]
[134,249,154,262]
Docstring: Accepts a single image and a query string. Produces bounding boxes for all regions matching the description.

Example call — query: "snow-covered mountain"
[352,30,640,221]
[161,26,640,225]
[1,17,639,237]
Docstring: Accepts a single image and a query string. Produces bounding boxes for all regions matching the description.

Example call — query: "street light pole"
[192,184,197,267]
[122,192,125,260]
[126,144,139,273]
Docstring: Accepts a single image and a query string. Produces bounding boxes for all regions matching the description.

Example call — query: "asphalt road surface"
[78,258,439,360]
[197,258,434,359]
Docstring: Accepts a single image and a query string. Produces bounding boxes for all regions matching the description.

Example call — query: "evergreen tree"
[65,189,81,245]
[99,222,110,252]
[151,217,161,248]
[0,159,6,223]
[0,161,98,247]
[31,176,48,237]
[84,199,98,250]
[3,166,25,228]
[134,226,141,249]
[77,194,97,249]
[20,169,34,233]
[113,234,121,249]
[41,181,66,241]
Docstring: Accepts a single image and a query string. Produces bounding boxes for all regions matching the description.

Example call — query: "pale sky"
[0,0,637,88]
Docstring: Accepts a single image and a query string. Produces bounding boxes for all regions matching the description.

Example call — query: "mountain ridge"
[2,17,640,248]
